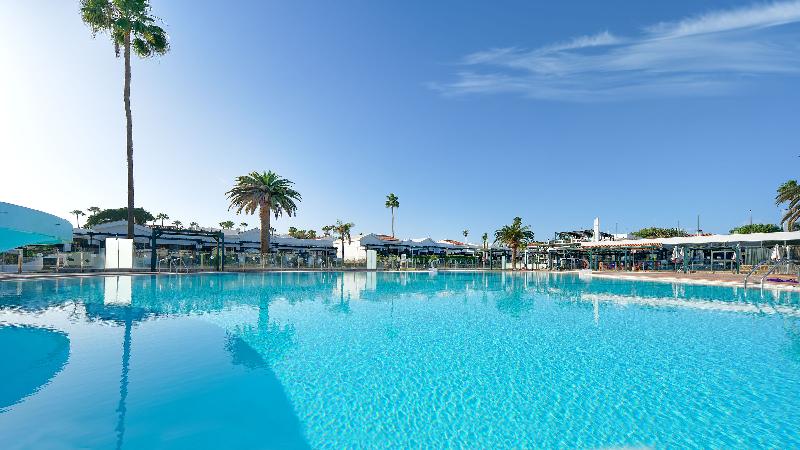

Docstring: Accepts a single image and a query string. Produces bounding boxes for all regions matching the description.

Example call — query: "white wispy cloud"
[434,1,800,101]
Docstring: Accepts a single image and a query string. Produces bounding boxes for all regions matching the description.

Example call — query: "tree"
[385,193,399,238]
[70,210,86,228]
[219,221,235,230]
[494,217,535,270]
[481,232,488,250]
[87,206,101,216]
[84,207,155,228]
[631,227,688,239]
[155,213,169,227]
[226,171,301,254]
[240,222,248,229]
[189,221,199,230]
[322,225,334,237]
[80,0,169,239]
[330,220,354,260]
[462,229,469,241]
[776,180,800,230]
[173,220,183,229]
[730,223,781,234]
[288,227,317,239]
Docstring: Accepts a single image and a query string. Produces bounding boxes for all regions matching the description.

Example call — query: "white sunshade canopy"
[581,231,800,249]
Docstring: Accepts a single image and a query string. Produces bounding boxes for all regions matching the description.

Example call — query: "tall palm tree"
[462,229,469,242]
[494,217,535,270]
[87,206,101,217]
[240,222,248,229]
[385,193,399,237]
[776,180,800,230]
[70,210,85,228]
[226,171,301,254]
[219,221,235,230]
[173,220,182,229]
[482,232,488,250]
[80,0,169,239]
[330,220,354,260]
[189,221,199,230]
[155,213,169,227]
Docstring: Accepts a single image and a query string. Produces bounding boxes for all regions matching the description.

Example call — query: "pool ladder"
[157,255,190,273]
[743,258,790,289]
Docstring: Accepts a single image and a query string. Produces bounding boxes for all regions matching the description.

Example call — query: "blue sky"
[2,0,799,240]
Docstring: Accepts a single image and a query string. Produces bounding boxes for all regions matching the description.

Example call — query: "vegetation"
[155,213,169,226]
[321,225,334,237]
[329,220,354,260]
[87,206,101,216]
[173,220,183,229]
[631,227,688,239]
[494,217,534,270]
[730,223,781,234]
[288,227,317,239]
[189,221,199,230]
[462,229,469,241]
[239,222,248,229]
[85,207,154,228]
[219,221,235,230]
[776,180,800,230]
[80,0,169,239]
[226,171,301,254]
[385,193,399,238]
[70,210,85,228]
[481,232,488,250]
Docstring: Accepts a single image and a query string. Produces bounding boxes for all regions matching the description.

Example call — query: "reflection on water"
[0,325,69,411]
[0,271,799,448]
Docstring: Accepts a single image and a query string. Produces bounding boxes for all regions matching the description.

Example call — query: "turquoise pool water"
[1,272,799,448]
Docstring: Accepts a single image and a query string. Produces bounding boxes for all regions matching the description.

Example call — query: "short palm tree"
[776,180,800,230]
[87,206,101,216]
[173,220,183,229]
[240,222,248,229]
[155,213,169,227]
[189,221,199,230]
[494,217,535,270]
[80,0,169,239]
[330,220,355,260]
[385,193,399,237]
[70,210,85,228]
[219,221,235,230]
[226,171,301,254]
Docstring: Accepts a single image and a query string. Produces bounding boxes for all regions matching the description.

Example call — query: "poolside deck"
[591,270,800,290]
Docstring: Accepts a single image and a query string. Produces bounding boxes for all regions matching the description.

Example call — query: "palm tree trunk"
[512,247,517,270]
[340,236,345,260]
[260,202,270,254]
[124,31,135,239]
[391,207,395,237]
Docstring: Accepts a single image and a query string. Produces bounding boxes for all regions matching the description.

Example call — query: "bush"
[631,227,688,239]
[729,223,781,234]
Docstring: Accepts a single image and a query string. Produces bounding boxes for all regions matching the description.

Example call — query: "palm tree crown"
[776,180,800,230]
[494,217,535,270]
[226,171,301,253]
[385,193,399,237]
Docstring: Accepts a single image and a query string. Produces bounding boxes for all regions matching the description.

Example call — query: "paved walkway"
[591,270,800,291]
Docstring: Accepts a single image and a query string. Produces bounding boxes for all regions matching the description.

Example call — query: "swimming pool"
[1,272,799,448]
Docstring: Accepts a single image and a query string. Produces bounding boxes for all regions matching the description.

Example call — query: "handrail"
[759,258,792,288]
[744,259,771,288]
